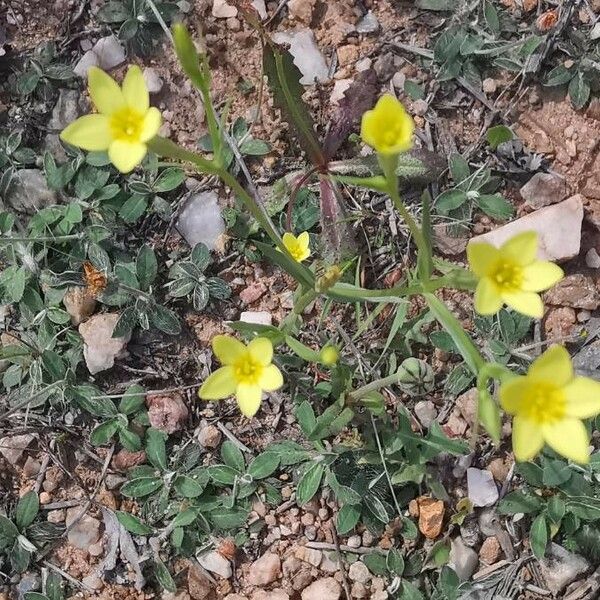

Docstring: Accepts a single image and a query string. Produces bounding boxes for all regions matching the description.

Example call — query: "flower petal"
[88,66,125,115]
[502,291,543,318]
[542,418,590,464]
[122,65,149,112]
[140,107,161,142]
[474,278,503,315]
[467,242,500,278]
[360,94,414,154]
[499,375,529,414]
[563,377,600,418]
[248,337,273,366]
[512,415,544,462]
[529,345,573,386]
[236,383,262,417]
[108,140,147,173]
[199,366,236,399]
[259,364,283,391]
[521,261,564,292]
[500,231,538,266]
[60,114,111,151]
[282,232,297,251]
[213,335,247,366]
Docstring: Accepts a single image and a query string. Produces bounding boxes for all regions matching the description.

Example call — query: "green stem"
[0,235,83,243]
[147,137,219,175]
[349,371,400,401]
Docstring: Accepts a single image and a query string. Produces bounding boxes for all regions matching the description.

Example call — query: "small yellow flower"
[199,335,283,417]
[467,231,563,318]
[500,345,600,464]
[282,232,311,262]
[60,66,161,173]
[319,345,339,366]
[360,94,415,155]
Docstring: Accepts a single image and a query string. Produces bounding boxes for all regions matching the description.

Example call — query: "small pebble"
[39,492,51,505]
[347,535,361,548]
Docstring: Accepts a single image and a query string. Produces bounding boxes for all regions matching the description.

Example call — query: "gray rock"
[45,89,83,159]
[251,0,268,19]
[539,543,590,595]
[0,433,35,463]
[17,572,41,600]
[449,537,479,581]
[143,67,163,94]
[374,52,395,82]
[471,195,583,263]
[520,172,567,209]
[6,169,57,214]
[301,578,342,600]
[212,0,237,17]
[65,507,102,549]
[92,35,126,70]
[79,313,131,374]
[573,340,600,374]
[248,552,281,586]
[198,550,233,578]
[348,561,371,584]
[414,400,437,428]
[176,191,225,250]
[73,50,99,78]
[272,29,329,84]
[586,248,600,268]
[356,11,379,33]
[544,274,600,310]
[467,468,499,507]
[460,516,481,547]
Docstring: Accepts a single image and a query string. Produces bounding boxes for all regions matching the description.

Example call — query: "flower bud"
[319,345,339,366]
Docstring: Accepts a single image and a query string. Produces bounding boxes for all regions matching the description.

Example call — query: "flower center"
[491,260,523,292]
[234,354,263,385]
[110,107,144,142]
[381,125,404,149]
[288,242,303,261]
[521,382,565,424]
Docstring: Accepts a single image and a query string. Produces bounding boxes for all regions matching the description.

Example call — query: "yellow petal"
[282,232,297,251]
[512,415,544,462]
[500,231,538,266]
[297,231,310,249]
[140,107,161,142]
[108,140,147,173]
[499,376,529,414]
[122,65,149,112]
[248,337,273,366]
[529,345,572,386]
[259,364,283,391]
[60,114,111,151]
[199,366,236,399]
[521,261,564,292]
[360,94,414,154]
[467,242,500,278]
[88,66,125,115]
[563,377,600,418]
[542,418,590,464]
[236,383,262,417]
[474,278,502,315]
[213,335,247,366]
[502,291,543,318]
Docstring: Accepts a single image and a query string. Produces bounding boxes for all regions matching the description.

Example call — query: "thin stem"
[349,371,399,401]
[0,234,83,243]
[147,137,218,175]
[0,380,65,421]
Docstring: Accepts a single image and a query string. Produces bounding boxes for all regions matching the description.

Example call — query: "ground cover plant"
[2,1,600,599]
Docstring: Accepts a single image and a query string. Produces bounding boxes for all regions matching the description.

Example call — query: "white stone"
[251,0,268,19]
[356,58,372,72]
[73,50,99,78]
[0,434,34,463]
[586,248,600,268]
[470,195,583,263]
[212,0,237,18]
[449,537,478,581]
[467,468,499,507]
[348,561,371,584]
[143,67,163,93]
[391,71,406,89]
[330,79,353,105]
[272,29,329,84]
[240,311,272,326]
[176,191,225,250]
[301,578,342,600]
[92,35,125,70]
[198,550,233,578]
[79,313,131,374]
[539,543,591,595]
[65,508,102,549]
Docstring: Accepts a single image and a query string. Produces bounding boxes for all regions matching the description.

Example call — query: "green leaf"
[119,384,146,415]
[149,305,181,335]
[208,465,240,485]
[90,419,120,446]
[153,167,185,192]
[285,335,321,362]
[154,559,176,593]
[404,79,425,100]
[448,153,470,185]
[120,477,163,498]
[146,428,167,471]
[362,552,387,576]
[262,43,324,166]
[173,474,208,498]
[247,452,280,479]
[545,64,575,87]
[0,515,18,550]
[15,491,39,530]
[542,459,572,487]
[45,571,63,600]
[253,240,314,288]
[97,0,130,22]
[386,548,405,576]
[295,400,317,436]
[337,504,361,534]
[119,428,142,452]
[399,579,425,600]
[267,441,311,465]
[486,125,514,150]
[221,441,246,471]
[530,514,548,559]
[435,190,467,214]
[416,0,453,9]
[240,138,272,156]
[24,593,48,600]
[119,194,148,223]
[136,245,158,290]
[72,385,117,418]
[547,496,566,524]
[569,72,591,110]
[483,1,500,34]
[5,267,27,303]
[296,462,325,505]
[498,491,542,514]
[172,507,200,527]
[116,511,153,535]
[11,540,31,572]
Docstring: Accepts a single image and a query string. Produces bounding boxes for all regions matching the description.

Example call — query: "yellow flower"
[199,335,283,417]
[467,231,563,318]
[360,94,415,155]
[500,345,600,464]
[60,66,161,174]
[282,232,311,262]
[319,345,339,366]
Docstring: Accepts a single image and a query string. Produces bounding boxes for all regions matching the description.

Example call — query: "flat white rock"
[212,0,237,18]
[467,468,499,507]
[176,191,225,250]
[272,29,329,84]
